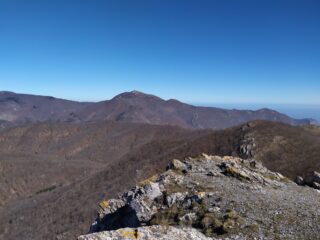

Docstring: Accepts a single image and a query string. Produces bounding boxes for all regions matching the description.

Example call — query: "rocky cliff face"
[78,155,320,240]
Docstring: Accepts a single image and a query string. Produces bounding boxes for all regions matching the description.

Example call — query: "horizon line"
[1,89,320,107]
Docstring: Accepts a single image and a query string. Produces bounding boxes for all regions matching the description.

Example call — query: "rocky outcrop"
[79,155,320,240]
[295,171,320,189]
[239,137,255,158]
[79,226,211,240]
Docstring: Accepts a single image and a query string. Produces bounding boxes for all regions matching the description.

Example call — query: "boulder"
[304,171,320,185]
[219,162,251,181]
[312,181,320,190]
[294,176,305,186]
[167,159,186,171]
[165,192,187,207]
[313,171,320,183]
[179,212,197,225]
[144,182,162,200]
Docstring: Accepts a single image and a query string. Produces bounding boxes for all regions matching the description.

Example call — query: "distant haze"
[196,103,320,122]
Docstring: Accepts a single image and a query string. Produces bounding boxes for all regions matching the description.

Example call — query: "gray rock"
[81,154,320,240]
[129,199,152,222]
[78,226,212,240]
[312,171,320,183]
[294,176,305,186]
[165,192,187,207]
[312,181,320,190]
[304,171,320,187]
[167,159,186,171]
[144,182,162,200]
[179,213,197,225]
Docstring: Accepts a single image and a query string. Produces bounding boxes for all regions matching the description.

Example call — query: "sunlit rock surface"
[79,155,320,240]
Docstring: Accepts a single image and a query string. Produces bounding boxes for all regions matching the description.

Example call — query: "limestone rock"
[165,192,187,207]
[144,182,162,200]
[167,159,186,171]
[80,155,320,240]
[78,226,212,240]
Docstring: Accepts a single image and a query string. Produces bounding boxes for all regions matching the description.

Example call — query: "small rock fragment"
[294,176,305,186]
[167,159,186,171]
[312,181,320,190]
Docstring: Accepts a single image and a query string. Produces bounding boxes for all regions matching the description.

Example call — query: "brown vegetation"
[0,120,319,239]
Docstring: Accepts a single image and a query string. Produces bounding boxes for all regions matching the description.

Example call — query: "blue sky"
[0,0,319,106]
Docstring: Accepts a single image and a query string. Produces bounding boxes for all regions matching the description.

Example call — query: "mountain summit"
[0,90,315,130]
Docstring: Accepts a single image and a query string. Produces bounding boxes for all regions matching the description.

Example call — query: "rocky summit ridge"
[78,154,320,240]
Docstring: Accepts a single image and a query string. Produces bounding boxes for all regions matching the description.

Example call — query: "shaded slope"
[241,121,320,179]
[0,121,203,208]
[0,121,320,239]
[0,91,90,125]
[0,122,214,240]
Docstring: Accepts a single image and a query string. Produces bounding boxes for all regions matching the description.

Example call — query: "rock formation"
[295,171,320,189]
[79,154,320,240]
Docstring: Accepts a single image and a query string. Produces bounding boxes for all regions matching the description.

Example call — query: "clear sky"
[0,0,319,104]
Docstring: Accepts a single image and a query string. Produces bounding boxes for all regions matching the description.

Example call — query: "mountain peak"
[130,90,145,95]
[111,90,163,101]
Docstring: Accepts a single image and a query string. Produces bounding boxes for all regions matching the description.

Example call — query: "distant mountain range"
[0,90,319,239]
[0,90,316,130]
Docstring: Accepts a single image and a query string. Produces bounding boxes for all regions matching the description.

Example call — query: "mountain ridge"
[0,120,319,239]
[0,90,316,130]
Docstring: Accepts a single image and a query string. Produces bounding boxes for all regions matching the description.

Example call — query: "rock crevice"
[79,154,320,240]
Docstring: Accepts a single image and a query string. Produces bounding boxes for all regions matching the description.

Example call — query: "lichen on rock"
[80,155,320,240]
